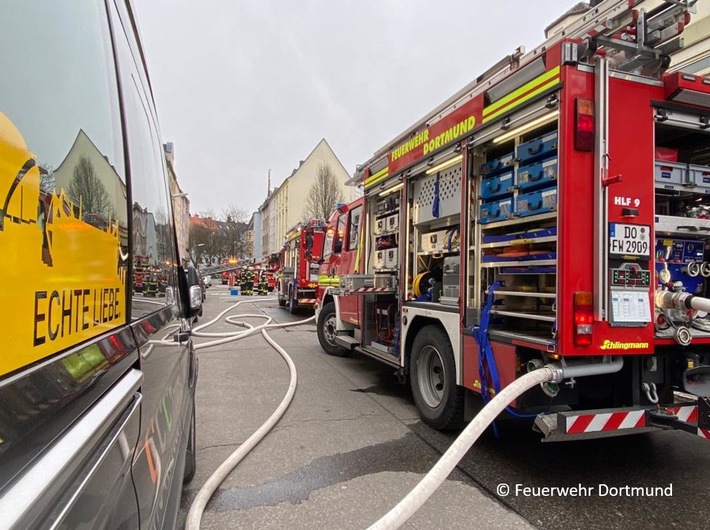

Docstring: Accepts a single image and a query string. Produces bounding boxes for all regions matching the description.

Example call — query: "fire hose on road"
[183,298,626,529]
[185,298,314,530]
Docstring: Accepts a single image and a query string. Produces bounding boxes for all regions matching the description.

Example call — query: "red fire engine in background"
[221,257,239,285]
[278,219,326,313]
[315,0,710,441]
[266,252,280,292]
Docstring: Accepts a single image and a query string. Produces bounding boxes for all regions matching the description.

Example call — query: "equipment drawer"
[374,217,384,235]
[516,187,557,217]
[374,250,385,269]
[387,213,399,232]
[480,197,513,224]
[480,152,514,177]
[517,157,558,191]
[654,161,686,185]
[385,247,399,268]
[480,171,514,200]
[517,131,558,164]
[688,164,710,189]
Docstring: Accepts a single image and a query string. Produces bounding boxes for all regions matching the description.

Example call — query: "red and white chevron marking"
[299,299,316,305]
[346,287,393,294]
[566,410,646,434]
[699,428,710,439]
[664,405,698,424]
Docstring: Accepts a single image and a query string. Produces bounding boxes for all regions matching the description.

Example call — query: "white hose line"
[367,367,555,530]
[193,315,314,350]
[185,301,314,530]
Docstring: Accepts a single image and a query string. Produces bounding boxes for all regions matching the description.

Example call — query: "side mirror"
[189,285,203,314]
[179,265,202,319]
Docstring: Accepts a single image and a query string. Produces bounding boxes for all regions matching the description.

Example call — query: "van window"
[0,0,128,376]
[115,37,178,320]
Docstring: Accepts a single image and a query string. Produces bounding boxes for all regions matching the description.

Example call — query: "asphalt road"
[180,286,710,529]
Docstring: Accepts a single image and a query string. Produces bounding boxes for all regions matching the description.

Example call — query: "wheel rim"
[323,313,337,345]
[417,345,446,408]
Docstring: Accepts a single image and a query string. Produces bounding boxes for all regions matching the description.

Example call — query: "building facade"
[256,138,355,256]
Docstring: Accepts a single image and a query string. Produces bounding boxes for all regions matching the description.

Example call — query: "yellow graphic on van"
[0,112,127,377]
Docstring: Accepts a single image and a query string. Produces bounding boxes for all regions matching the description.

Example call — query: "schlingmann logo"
[600,340,649,350]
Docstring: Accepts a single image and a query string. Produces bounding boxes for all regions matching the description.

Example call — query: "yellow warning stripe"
[482,66,561,124]
[364,167,389,189]
[355,241,363,274]
[318,275,341,287]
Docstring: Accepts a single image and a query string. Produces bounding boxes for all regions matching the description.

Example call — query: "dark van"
[0,1,200,528]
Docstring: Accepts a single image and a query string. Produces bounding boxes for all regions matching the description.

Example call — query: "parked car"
[0,2,199,529]
[203,274,212,288]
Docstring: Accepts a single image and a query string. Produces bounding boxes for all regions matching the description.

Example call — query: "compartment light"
[492,110,559,144]
[378,182,404,197]
[425,154,463,175]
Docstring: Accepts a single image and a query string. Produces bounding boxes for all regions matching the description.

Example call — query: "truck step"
[335,334,360,350]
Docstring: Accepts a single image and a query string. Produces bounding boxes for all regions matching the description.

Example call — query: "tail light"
[575,98,594,151]
[573,291,593,346]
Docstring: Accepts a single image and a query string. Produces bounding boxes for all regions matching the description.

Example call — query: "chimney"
[164,142,174,165]
[268,169,271,195]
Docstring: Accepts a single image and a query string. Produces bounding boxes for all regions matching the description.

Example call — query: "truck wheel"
[278,295,287,307]
[183,397,197,483]
[410,325,464,431]
[317,302,349,357]
[288,288,298,314]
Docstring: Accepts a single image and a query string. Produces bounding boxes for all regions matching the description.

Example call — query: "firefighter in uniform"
[257,269,268,295]
[242,267,254,295]
[239,267,249,295]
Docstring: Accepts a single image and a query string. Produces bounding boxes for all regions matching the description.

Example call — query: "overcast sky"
[134,0,580,217]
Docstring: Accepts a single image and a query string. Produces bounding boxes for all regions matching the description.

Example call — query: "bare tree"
[67,156,111,217]
[221,205,249,259]
[189,221,214,265]
[302,163,344,221]
[38,162,55,194]
[189,206,250,265]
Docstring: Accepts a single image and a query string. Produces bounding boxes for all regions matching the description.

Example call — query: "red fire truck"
[266,252,280,292]
[221,257,239,285]
[316,0,710,440]
[278,219,326,312]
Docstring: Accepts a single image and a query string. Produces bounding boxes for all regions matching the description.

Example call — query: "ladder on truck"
[551,0,697,74]
[361,0,697,169]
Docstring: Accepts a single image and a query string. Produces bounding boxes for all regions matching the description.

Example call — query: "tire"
[183,398,197,483]
[317,302,349,356]
[410,325,464,431]
[278,285,287,307]
[288,288,298,314]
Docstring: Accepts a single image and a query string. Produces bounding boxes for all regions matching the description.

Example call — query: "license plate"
[609,223,651,256]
